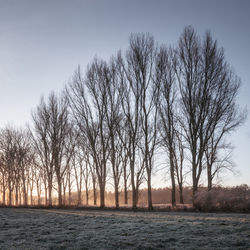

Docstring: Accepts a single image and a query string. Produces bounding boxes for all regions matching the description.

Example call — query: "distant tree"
[32,92,71,206]
[0,128,17,205]
[48,93,71,206]
[0,153,7,205]
[16,129,33,206]
[0,127,32,206]
[32,98,54,206]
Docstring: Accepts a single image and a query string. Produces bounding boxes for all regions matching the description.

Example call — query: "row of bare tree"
[0,26,245,209]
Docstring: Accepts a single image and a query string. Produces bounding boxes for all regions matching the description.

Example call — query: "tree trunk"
[147,173,153,210]
[2,183,6,205]
[192,179,198,206]
[44,184,48,206]
[192,160,198,206]
[132,183,137,209]
[68,173,71,206]
[36,182,41,206]
[30,189,33,206]
[170,158,176,207]
[15,185,18,206]
[23,182,27,206]
[114,184,119,208]
[48,182,52,206]
[37,191,41,206]
[135,186,139,205]
[85,188,89,206]
[2,174,6,205]
[131,164,137,209]
[68,187,71,206]
[179,184,184,204]
[63,184,66,205]
[99,182,105,208]
[18,187,22,205]
[58,179,62,206]
[77,190,82,206]
[207,164,212,191]
[8,178,12,206]
[93,179,97,206]
[124,171,128,205]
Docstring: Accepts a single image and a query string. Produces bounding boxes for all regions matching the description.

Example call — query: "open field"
[0,208,249,249]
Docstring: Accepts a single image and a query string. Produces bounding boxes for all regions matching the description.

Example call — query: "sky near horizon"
[0,0,249,187]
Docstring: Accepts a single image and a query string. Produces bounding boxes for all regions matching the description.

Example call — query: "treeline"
[0,26,246,209]
[95,185,250,212]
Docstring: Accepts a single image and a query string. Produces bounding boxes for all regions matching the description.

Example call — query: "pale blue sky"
[0,0,249,186]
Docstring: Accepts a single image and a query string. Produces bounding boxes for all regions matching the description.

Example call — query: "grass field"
[0,208,249,249]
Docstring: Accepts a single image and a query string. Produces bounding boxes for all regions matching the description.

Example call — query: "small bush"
[194,185,250,212]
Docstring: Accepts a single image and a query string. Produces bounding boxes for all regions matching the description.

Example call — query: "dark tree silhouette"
[175,26,246,202]
[0,28,246,209]
[67,64,110,208]
[32,92,71,206]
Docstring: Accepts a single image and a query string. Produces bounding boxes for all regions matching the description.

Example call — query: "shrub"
[194,185,250,212]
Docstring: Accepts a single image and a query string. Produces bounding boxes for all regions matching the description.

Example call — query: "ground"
[0,208,249,249]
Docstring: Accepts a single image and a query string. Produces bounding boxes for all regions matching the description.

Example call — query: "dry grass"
[0,208,249,249]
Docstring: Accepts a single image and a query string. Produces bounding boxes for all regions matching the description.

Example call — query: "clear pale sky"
[0,0,249,186]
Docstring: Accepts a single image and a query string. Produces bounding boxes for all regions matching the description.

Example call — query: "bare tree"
[0,127,33,206]
[103,59,124,208]
[66,64,110,208]
[0,153,7,205]
[132,34,160,210]
[0,127,19,206]
[156,46,178,206]
[48,93,71,206]
[202,34,246,190]
[117,34,161,210]
[32,98,54,206]
[174,27,204,202]
[117,51,144,209]
[32,92,71,206]
[175,26,246,202]
[17,129,34,206]
[0,28,243,209]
